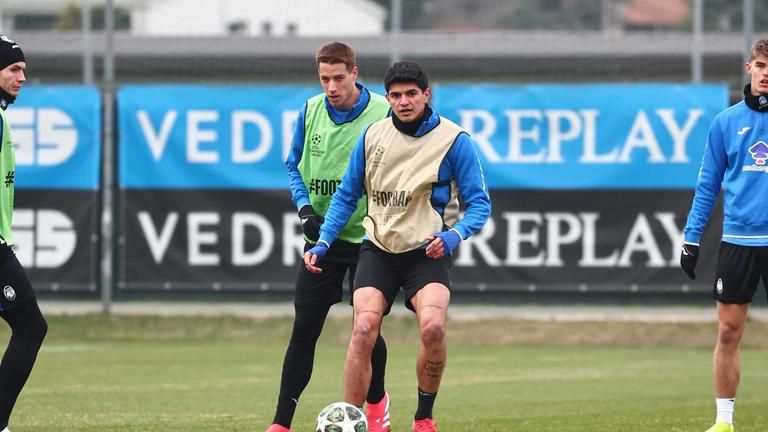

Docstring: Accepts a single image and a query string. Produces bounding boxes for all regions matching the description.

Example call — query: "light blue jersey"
[684,99,768,247]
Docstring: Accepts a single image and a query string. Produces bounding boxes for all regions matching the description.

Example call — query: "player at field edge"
[265,41,392,432]
[681,38,768,432]
[0,35,48,432]
[304,60,491,432]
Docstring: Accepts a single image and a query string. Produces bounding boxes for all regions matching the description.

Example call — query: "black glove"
[298,205,324,242]
[680,243,699,280]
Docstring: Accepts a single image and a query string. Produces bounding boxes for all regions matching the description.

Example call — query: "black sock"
[366,333,387,404]
[272,303,331,427]
[414,387,437,420]
[0,300,47,429]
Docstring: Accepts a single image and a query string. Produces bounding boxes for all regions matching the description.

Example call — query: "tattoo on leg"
[424,360,445,378]
[358,309,382,317]
[419,304,445,312]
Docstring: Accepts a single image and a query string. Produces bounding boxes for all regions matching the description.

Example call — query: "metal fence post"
[691,0,702,83]
[101,0,115,314]
[743,0,754,78]
[390,0,402,65]
[82,0,93,85]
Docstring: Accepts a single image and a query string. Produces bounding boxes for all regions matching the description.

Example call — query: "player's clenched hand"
[680,243,699,280]
[298,205,324,242]
[425,230,461,259]
[303,240,329,273]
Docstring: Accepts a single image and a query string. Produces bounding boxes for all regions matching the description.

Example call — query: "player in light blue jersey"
[681,39,768,432]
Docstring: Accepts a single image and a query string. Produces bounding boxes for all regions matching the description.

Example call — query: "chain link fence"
[0,0,763,305]
[0,0,763,92]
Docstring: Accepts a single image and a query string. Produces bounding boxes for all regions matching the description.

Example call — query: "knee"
[35,315,48,342]
[289,304,329,345]
[350,320,378,353]
[420,320,446,347]
[15,313,47,343]
[718,321,744,348]
[290,319,323,346]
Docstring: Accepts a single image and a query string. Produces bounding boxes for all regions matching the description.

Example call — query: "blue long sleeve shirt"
[285,83,373,210]
[318,107,492,248]
[684,100,768,247]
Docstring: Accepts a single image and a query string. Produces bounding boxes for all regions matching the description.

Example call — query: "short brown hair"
[315,41,356,72]
[750,39,768,61]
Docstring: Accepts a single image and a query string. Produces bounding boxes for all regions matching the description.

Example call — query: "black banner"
[119,189,300,291]
[452,190,722,293]
[14,190,99,293]
[118,189,722,293]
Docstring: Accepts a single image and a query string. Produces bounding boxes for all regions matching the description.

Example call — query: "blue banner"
[7,86,101,190]
[433,83,728,189]
[118,83,727,190]
[118,85,319,189]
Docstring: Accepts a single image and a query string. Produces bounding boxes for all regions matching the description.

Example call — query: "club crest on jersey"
[3,285,15,301]
[716,278,724,295]
[743,141,768,172]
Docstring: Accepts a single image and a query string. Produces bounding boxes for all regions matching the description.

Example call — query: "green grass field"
[6,313,768,431]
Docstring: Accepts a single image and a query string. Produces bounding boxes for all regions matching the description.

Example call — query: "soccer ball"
[315,402,367,432]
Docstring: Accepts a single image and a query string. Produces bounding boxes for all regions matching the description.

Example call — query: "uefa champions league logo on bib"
[3,285,15,301]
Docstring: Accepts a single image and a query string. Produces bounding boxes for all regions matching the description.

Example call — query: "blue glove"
[307,240,329,259]
[433,230,461,255]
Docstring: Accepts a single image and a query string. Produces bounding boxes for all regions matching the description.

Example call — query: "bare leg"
[411,283,450,393]
[344,287,387,406]
[714,302,748,398]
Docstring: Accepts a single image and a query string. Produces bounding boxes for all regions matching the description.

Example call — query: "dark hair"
[384,61,428,92]
[315,41,356,72]
[751,39,768,61]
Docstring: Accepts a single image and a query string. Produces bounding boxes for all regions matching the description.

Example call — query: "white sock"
[2,427,10,432]
[715,397,735,424]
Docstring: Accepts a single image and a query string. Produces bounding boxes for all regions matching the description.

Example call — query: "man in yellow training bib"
[304,61,491,432]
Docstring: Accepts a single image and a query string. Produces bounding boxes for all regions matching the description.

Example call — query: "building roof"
[0,0,141,11]
[624,0,690,26]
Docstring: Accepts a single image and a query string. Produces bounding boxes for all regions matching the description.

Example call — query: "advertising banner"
[119,189,722,293]
[6,86,101,292]
[118,85,318,189]
[117,84,728,293]
[434,83,728,189]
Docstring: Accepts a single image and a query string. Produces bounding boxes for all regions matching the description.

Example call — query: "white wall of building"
[131,0,386,37]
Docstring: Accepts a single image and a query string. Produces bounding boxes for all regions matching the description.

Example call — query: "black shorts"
[353,240,452,314]
[712,242,768,304]
[0,244,35,311]
[293,241,359,306]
